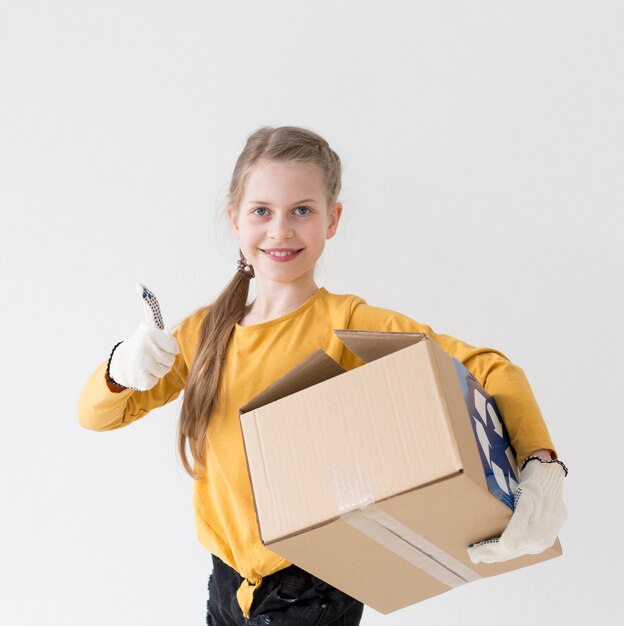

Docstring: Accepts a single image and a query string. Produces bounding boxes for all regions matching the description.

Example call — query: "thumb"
[136,282,165,329]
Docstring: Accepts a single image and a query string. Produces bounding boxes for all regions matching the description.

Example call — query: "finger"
[150,359,173,379]
[137,321,179,360]
[468,493,536,564]
[152,331,180,355]
[149,349,176,372]
[143,373,158,390]
[136,282,165,329]
[467,539,524,564]
[468,541,524,564]
[142,334,177,368]
[467,538,499,564]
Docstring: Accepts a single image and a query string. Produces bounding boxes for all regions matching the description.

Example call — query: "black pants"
[206,554,364,625]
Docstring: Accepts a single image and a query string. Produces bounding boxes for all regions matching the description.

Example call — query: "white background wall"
[1,1,622,624]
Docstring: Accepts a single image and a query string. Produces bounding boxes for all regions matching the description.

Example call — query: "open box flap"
[239,330,428,414]
[239,349,345,414]
[333,329,428,364]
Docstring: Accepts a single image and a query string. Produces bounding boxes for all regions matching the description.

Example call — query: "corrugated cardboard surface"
[242,337,463,543]
[240,330,562,613]
[268,476,561,613]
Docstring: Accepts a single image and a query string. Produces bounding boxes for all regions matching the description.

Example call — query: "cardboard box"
[240,330,562,614]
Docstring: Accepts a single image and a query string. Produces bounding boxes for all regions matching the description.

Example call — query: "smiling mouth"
[260,249,304,253]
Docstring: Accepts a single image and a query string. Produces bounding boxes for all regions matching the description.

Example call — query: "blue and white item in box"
[452,358,519,510]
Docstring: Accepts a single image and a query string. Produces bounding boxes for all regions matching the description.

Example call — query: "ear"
[326,202,343,239]
[228,207,240,239]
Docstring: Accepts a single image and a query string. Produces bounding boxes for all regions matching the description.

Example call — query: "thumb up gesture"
[107,283,180,391]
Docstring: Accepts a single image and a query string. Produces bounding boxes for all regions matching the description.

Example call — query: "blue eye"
[252,206,312,216]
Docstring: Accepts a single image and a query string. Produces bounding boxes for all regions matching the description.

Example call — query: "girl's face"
[229,160,342,288]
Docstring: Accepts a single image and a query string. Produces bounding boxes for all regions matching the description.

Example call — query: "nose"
[268,214,294,240]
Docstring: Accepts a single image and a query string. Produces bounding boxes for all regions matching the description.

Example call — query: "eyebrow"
[246,198,318,205]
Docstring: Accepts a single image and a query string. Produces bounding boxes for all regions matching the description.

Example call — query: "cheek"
[303,221,326,237]
[238,224,260,240]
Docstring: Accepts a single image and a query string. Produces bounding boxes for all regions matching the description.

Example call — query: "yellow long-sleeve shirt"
[77,286,557,618]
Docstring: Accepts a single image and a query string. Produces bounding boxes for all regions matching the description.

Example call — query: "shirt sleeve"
[345,301,557,468]
[76,307,207,432]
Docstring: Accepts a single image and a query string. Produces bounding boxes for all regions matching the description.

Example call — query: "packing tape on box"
[341,504,481,588]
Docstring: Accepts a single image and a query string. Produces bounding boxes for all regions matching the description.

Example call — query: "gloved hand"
[467,457,568,564]
[107,283,180,391]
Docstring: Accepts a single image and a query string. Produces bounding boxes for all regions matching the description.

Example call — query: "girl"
[77,126,568,625]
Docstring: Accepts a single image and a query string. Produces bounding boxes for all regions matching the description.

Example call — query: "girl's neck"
[243,282,321,324]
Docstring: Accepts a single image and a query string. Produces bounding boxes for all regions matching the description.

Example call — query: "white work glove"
[467,458,568,564]
[107,283,180,391]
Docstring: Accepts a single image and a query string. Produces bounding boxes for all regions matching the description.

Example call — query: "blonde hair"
[177,126,343,479]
